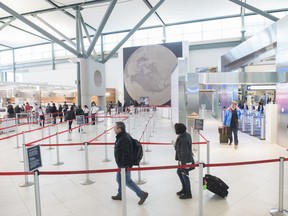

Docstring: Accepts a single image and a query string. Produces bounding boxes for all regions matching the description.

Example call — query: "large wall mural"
[123,42,183,106]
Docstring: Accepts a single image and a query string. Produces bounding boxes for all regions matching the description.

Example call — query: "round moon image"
[124,45,178,105]
[94,70,102,86]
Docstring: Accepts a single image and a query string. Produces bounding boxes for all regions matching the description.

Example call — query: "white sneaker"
[235,145,238,149]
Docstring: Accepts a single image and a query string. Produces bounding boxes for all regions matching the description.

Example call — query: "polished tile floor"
[0,110,288,216]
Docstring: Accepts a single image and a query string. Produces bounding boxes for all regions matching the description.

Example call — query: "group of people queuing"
[5,101,101,129]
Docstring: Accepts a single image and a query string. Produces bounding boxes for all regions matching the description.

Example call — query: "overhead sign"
[26,145,42,172]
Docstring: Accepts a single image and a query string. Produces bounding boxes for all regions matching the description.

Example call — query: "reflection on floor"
[0,110,287,216]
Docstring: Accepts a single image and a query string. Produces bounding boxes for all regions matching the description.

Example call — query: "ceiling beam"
[0,0,110,21]
[31,14,76,48]
[44,0,97,32]
[85,0,118,58]
[0,2,81,57]
[143,0,166,26]
[103,0,165,63]
[229,0,279,22]
[0,17,15,31]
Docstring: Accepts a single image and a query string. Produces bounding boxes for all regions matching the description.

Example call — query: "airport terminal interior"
[1,1,288,216]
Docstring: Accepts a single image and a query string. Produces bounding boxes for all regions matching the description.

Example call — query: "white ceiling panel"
[0,0,287,50]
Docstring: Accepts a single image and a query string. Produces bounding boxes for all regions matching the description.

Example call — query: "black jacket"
[175,132,193,165]
[114,131,134,168]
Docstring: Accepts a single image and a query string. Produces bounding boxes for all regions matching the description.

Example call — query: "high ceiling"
[0,0,287,52]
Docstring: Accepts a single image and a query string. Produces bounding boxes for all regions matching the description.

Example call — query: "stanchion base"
[14,146,21,149]
[78,147,84,151]
[66,138,72,141]
[47,147,55,150]
[102,159,111,162]
[53,162,64,166]
[270,209,288,216]
[81,179,95,185]
[145,149,152,152]
[135,178,147,185]
[19,181,34,187]
[140,161,150,165]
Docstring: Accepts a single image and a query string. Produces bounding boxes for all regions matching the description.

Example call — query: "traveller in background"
[75,105,84,132]
[111,121,149,205]
[65,106,75,133]
[14,105,21,123]
[38,106,45,127]
[25,102,31,123]
[223,101,241,149]
[83,105,89,124]
[117,100,122,114]
[7,104,15,118]
[58,104,63,122]
[108,101,113,115]
[62,101,68,118]
[45,103,51,118]
[174,123,194,200]
[257,101,264,114]
[90,103,99,125]
[34,103,39,124]
[51,103,58,124]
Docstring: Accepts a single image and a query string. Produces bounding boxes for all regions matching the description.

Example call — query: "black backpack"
[131,138,143,166]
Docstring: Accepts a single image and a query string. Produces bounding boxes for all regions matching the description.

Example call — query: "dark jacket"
[76,108,84,116]
[66,110,75,121]
[114,131,134,168]
[175,132,193,165]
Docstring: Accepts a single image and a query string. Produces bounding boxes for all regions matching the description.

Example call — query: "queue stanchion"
[53,132,64,166]
[135,165,147,185]
[78,126,84,151]
[206,141,210,175]
[145,127,152,153]
[19,132,34,187]
[66,123,72,141]
[260,115,265,140]
[41,126,44,140]
[33,170,42,216]
[270,157,288,216]
[47,125,54,150]
[199,162,204,216]
[140,134,149,166]
[15,123,20,149]
[81,142,95,185]
[104,114,107,127]
[121,168,127,216]
[102,130,111,162]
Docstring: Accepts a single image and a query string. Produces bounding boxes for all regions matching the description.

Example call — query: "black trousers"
[228,123,239,145]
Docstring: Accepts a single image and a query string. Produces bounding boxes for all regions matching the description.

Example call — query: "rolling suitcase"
[218,126,228,143]
[203,174,229,198]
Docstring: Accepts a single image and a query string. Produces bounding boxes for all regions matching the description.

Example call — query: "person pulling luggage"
[174,123,194,199]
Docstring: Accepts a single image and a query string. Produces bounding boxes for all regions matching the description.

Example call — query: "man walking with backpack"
[111,121,148,205]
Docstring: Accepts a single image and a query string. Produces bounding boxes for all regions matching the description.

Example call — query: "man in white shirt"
[90,104,99,125]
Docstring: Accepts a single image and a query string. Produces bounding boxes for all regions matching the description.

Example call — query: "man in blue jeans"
[111,121,148,205]
[224,101,242,149]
